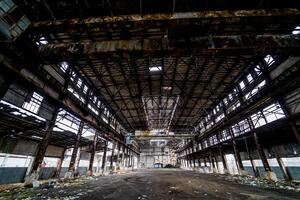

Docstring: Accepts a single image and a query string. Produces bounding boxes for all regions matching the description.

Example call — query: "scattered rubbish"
[32,180,40,188]
[222,174,300,192]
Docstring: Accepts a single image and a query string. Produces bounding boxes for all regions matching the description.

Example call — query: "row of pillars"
[179,128,298,182]
[28,109,138,181]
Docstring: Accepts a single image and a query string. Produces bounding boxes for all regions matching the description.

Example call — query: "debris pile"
[220,174,300,192]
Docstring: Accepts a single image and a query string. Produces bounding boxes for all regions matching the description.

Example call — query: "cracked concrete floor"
[1,169,300,200]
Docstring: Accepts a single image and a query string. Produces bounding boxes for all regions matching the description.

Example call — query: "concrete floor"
[1,169,300,199]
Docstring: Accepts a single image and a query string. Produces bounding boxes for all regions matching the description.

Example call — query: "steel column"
[68,121,84,172]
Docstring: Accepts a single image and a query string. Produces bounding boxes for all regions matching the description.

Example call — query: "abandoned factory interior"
[0,0,300,199]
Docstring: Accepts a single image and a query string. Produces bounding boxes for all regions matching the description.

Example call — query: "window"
[35,37,48,45]
[262,103,285,123]
[22,92,43,114]
[254,65,262,76]
[223,97,228,105]
[83,85,89,94]
[251,111,266,128]
[76,78,82,88]
[239,81,246,90]
[292,26,300,35]
[246,74,253,84]
[149,66,162,72]
[59,62,69,72]
[264,55,275,66]
[228,93,233,101]
[244,80,266,100]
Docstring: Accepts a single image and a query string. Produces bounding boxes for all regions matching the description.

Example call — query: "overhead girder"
[37,35,300,58]
[31,9,300,29]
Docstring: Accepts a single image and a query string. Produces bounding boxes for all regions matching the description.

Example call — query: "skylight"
[149,66,162,72]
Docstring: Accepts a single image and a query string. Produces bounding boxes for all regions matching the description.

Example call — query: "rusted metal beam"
[31,108,59,173]
[38,35,300,57]
[68,121,84,172]
[32,9,300,27]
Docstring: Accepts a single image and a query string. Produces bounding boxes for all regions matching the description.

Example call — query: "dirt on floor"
[0,169,299,200]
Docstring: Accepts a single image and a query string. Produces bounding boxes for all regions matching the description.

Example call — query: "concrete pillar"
[116,142,121,170]
[219,147,229,174]
[121,145,125,168]
[110,141,116,171]
[87,132,98,176]
[132,153,135,170]
[209,150,217,173]
[244,138,259,177]
[68,121,84,173]
[55,148,66,178]
[274,146,291,181]
[253,132,277,181]
[30,109,59,174]
[101,142,108,174]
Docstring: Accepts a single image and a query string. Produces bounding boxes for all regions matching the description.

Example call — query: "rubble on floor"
[219,174,300,192]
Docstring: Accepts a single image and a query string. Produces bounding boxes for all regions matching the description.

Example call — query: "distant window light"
[292,26,300,35]
[246,74,253,83]
[228,93,233,101]
[149,66,162,72]
[254,65,262,76]
[77,78,82,88]
[83,85,88,94]
[223,97,228,105]
[264,55,275,66]
[162,86,172,91]
[70,71,76,82]
[35,37,48,45]
[59,62,69,72]
[22,92,43,114]
[239,81,246,90]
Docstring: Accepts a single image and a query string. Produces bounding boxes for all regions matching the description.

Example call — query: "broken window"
[35,37,48,45]
[54,110,81,134]
[244,80,266,100]
[76,78,82,88]
[22,92,43,114]
[292,26,300,35]
[254,65,262,76]
[246,74,254,84]
[264,55,275,66]
[59,62,69,73]
[239,81,246,90]
[262,103,285,123]
[251,111,266,128]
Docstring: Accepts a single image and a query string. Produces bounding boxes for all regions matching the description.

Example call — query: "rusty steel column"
[31,109,59,173]
[244,138,259,177]
[253,132,271,172]
[68,121,84,172]
[110,141,116,171]
[290,122,300,143]
[55,148,66,178]
[101,142,108,174]
[88,132,98,176]
[274,146,291,181]
[253,132,277,181]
